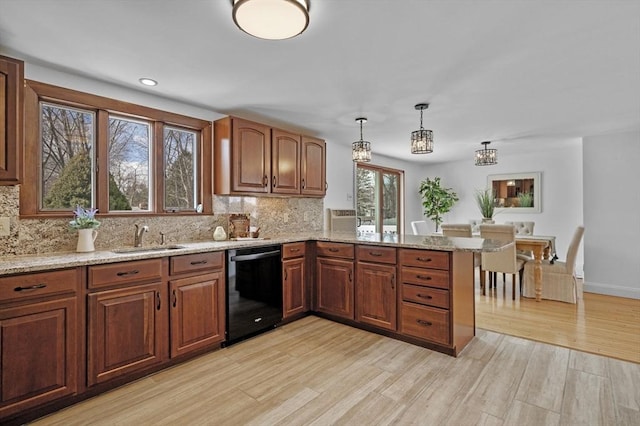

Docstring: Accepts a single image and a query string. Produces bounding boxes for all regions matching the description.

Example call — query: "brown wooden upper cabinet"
[214,116,326,196]
[0,55,24,185]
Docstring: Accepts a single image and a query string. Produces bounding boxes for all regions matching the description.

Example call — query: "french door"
[356,164,403,235]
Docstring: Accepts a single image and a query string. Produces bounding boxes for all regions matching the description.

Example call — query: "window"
[21,81,212,217]
[356,164,403,234]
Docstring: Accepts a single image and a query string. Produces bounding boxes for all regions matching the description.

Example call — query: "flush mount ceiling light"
[232,0,310,40]
[139,78,158,86]
[411,103,434,154]
[475,141,498,166]
[352,117,372,163]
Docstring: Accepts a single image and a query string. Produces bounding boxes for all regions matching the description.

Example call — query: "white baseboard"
[583,281,640,299]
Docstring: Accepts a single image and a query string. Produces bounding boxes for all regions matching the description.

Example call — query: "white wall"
[583,130,640,299]
[403,142,585,276]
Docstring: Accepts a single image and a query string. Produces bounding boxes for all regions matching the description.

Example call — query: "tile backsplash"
[0,186,323,257]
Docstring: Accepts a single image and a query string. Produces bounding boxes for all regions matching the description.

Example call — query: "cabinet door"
[232,118,270,193]
[283,257,305,318]
[301,136,326,196]
[0,297,77,418]
[0,55,23,185]
[272,128,300,194]
[169,272,224,358]
[316,257,354,320]
[356,262,397,331]
[87,282,166,386]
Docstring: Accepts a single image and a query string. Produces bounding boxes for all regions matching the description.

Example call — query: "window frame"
[356,163,405,234]
[21,80,213,218]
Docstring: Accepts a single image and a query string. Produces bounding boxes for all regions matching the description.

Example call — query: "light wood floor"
[475,277,640,364]
[33,316,640,426]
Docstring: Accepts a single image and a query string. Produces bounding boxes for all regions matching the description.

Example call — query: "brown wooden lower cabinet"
[282,242,307,319]
[87,282,167,386]
[355,244,397,331]
[0,268,80,419]
[316,253,354,320]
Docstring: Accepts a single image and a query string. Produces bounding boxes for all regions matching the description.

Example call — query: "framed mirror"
[488,172,541,213]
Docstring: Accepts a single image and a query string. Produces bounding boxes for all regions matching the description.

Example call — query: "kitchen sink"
[111,244,185,254]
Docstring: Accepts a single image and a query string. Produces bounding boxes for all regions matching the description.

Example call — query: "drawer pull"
[14,283,47,292]
[289,248,300,253]
[369,251,382,257]
[416,319,433,327]
[328,248,340,253]
[190,260,208,265]
[116,269,139,277]
[417,293,433,300]
[416,257,432,263]
[416,275,432,281]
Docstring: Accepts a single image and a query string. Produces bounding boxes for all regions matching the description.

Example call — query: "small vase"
[213,226,227,241]
[77,228,98,252]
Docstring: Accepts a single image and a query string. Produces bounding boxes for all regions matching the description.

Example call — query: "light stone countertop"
[0,231,511,276]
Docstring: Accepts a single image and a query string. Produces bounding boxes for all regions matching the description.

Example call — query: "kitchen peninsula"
[0,231,508,425]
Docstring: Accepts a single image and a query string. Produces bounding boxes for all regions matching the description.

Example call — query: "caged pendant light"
[475,141,498,166]
[232,0,310,40]
[411,103,434,154]
[352,117,372,162]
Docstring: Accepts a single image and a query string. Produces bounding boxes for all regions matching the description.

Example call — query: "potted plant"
[69,205,101,252]
[419,177,459,232]
[475,188,496,222]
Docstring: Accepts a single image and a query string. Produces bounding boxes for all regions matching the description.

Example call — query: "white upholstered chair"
[469,219,483,234]
[410,220,429,235]
[480,224,525,300]
[442,223,480,268]
[505,220,536,261]
[522,226,585,303]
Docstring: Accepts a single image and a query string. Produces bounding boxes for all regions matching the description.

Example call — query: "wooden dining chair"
[479,224,525,300]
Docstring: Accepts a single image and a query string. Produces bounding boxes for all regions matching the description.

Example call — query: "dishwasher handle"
[230,250,281,262]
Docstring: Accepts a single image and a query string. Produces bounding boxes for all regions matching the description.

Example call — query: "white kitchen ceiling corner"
[0,0,638,163]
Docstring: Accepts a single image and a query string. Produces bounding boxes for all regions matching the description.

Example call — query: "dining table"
[515,235,556,302]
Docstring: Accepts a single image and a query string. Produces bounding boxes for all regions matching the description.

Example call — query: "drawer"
[0,268,79,302]
[400,301,450,345]
[401,267,450,290]
[282,242,306,260]
[170,251,224,275]
[89,259,164,289]
[356,245,396,264]
[316,242,354,259]
[402,284,449,309]
[399,249,449,270]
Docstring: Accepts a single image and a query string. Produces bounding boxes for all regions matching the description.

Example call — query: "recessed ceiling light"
[139,78,158,87]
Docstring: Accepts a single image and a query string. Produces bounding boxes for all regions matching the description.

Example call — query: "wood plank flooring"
[475,277,640,363]
[32,316,640,426]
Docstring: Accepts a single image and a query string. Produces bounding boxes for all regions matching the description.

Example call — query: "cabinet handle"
[156,292,161,310]
[328,248,339,253]
[391,273,395,290]
[14,283,47,292]
[325,182,328,190]
[190,260,208,265]
[172,290,177,308]
[301,178,306,189]
[416,275,432,281]
[263,175,268,187]
[349,270,353,282]
[416,257,432,263]
[116,269,139,277]
[369,251,382,257]
[272,176,276,187]
[417,293,433,300]
[284,269,288,280]
[289,248,300,253]
[416,319,433,327]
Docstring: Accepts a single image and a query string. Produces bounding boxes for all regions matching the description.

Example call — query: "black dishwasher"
[225,244,282,346]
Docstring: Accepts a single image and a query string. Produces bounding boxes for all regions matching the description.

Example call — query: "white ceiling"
[1,0,639,164]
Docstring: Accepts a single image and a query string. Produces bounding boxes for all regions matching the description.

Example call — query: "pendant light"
[411,103,434,154]
[352,117,372,163]
[475,141,498,166]
[232,0,310,40]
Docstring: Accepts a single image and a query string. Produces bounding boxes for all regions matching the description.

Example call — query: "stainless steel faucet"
[134,224,149,247]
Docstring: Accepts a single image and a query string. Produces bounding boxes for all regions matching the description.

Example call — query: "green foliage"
[518,192,533,207]
[109,174,132,210]
[475,188,496,219]
[418,177,459,232]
